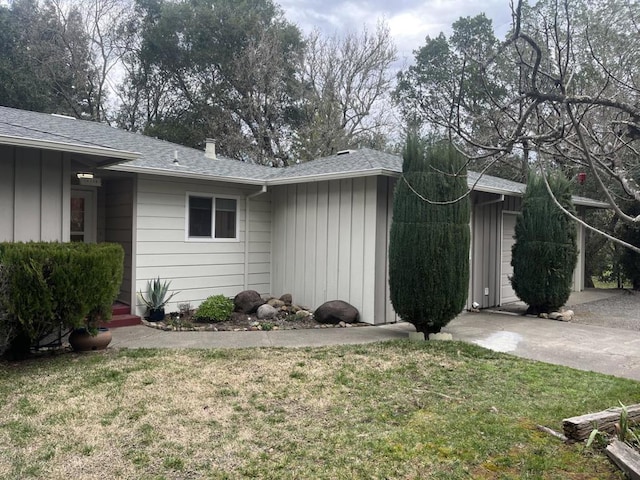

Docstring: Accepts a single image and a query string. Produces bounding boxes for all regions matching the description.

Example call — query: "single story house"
[0,106,607,324]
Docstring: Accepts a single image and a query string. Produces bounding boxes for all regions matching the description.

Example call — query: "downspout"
[244,185,268,290]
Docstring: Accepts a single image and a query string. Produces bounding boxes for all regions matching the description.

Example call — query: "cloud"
[279,0,513,63]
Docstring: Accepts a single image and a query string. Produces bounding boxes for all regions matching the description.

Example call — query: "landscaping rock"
[257,304,277,320]
[267,298,285,309]
[280,293,293,305]
[559,309,574,321]
[314,300,359,324]
[295,310,311,320]
[233,290,265,314]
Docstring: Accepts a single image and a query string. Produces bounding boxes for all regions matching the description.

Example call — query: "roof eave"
[266,168,400,185]
[0,134,139,164]
[572,198,610,208]
[108,164,268,185]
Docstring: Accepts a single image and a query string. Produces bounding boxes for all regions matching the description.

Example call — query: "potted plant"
[68,306,113,351]
[138,277,179,321]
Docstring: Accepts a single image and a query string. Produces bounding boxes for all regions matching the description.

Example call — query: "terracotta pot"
[69,327,112,351]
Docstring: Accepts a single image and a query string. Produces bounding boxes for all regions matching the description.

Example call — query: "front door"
[70,188,96,243]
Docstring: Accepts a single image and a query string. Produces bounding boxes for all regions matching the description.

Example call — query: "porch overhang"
[0,134,140,167]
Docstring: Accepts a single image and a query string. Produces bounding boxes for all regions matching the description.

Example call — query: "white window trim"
[185,192,240,242]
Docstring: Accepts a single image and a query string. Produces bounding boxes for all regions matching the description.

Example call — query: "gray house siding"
[271,177,386,324]
[133,174,271,315]
[470,193,522,308]
[0,145,69,242]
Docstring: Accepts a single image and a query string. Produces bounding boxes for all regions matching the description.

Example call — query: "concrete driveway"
[443,312,640,381]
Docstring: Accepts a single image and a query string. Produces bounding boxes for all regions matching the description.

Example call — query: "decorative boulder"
[233,290,265,314]
[280,293,293,306]
[314,300,359,325]
[256,304,277,320]
[267,298,285,309]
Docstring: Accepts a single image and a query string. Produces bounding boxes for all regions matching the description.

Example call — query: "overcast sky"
[278,0,514,65]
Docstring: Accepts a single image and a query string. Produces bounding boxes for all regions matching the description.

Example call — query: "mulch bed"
[142,311,368,332]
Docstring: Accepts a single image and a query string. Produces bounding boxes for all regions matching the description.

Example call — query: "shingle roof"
[0,106,275,183]
[0,106,608,206]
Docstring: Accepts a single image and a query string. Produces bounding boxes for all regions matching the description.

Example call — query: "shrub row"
[0,242,124,358]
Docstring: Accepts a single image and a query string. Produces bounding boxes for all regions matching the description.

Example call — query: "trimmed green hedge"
[0,242,124,357]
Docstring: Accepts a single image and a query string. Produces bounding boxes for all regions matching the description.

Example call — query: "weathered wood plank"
[562,404,640,441]
[606,439,640,480]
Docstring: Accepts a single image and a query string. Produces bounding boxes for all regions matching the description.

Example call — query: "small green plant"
[586,402,640,449]
[194,295,233,322]
[616,402,640,445]
[260,322,274,331]
[138,277,178,310]
[165,313,194,330]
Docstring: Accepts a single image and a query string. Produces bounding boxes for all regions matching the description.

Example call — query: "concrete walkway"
[110,289,640,382]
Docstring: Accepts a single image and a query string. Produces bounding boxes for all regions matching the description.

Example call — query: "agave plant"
[138,277,179,310]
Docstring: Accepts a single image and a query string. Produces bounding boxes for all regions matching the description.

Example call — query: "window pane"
[217,198,236,211]
[70,197,85,233]
[189,196,212,237]
[215,198,237,238]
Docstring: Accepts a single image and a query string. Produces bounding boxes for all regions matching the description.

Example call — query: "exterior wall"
[572,207,586,292]
[0,145,69,242]
[472,193,587,307]
[104,178,135,304]
[471,193,521,308]
[379,177,398,324]
[134,174,271,315]
[271,177,383,324]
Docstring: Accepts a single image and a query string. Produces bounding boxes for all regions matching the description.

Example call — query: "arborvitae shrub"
[510,173,578,312]
[195,294,234,322]
[388,137,470,337]
[0,242,124,358]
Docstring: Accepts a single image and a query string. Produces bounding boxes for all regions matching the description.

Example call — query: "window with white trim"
[187,194,238,240]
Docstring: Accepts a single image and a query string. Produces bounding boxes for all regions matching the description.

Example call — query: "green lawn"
[0,341,636,479]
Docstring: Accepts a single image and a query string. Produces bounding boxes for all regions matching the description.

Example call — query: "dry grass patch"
[0,341,636,479]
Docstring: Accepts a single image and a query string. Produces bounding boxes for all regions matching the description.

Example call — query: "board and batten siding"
[134,175,271,314]
[271,176,391,324]
[471,193,521,308]
[0,145,69,242]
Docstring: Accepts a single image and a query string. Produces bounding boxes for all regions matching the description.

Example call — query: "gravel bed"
[568,290,640,331]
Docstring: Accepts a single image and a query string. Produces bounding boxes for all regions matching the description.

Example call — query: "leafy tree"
[388,137,470,338]
[394,14,525,181]
[118,0,304,165]
[294,23,397,161]
[0,0,131,120]
[395,0,640,252]
[511,173,578,313]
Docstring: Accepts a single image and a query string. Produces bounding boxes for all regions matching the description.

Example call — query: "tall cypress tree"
[510,173,578,313]
[388,137,470,338]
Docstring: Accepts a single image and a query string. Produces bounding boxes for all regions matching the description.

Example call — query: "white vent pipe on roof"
[205,138,216,159]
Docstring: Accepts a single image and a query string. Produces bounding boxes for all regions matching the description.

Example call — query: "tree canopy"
[395,0,640,253]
